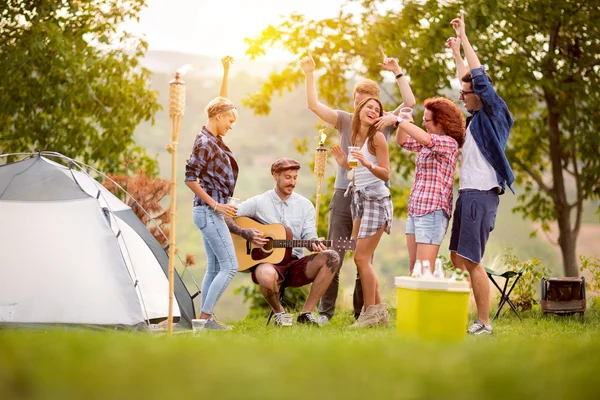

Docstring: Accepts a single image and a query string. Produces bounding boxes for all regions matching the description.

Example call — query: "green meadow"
[2,310,599,400]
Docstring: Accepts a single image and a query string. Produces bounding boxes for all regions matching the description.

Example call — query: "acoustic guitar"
[231,217,356,271]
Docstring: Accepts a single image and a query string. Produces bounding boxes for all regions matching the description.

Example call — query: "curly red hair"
[424,97,465,147]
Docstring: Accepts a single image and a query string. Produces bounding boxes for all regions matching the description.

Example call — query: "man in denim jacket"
[446,14,515,335]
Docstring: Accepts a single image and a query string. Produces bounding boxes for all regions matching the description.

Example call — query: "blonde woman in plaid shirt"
[396,97,465,274]
[332,97,393,328]
[184,57,262,330]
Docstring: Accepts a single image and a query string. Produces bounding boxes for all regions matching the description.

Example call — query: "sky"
[129,0,357,61]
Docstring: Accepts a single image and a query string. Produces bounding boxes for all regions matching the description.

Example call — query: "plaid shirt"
[185,127,239,207]
[402,134,459,218]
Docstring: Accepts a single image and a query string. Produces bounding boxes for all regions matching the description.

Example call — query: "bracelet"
[213,201,218,211]
[395,72,404,79]
[369,163,375,171]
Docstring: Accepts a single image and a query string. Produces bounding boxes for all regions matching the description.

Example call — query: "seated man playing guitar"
[225,158,341,327]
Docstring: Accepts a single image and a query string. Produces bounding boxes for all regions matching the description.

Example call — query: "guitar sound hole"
[263,238,273,251]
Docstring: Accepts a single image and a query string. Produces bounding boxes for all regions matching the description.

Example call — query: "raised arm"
[397,118,431,146]
[452,14,481,71]
[446,37,468,81]
[219,56,233,98]
[379,49,416,110]
[395,115,423,152]
[300,51,338,125]
[375,51,416,131]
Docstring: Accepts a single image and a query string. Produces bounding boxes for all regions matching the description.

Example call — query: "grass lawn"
[1,310,600,400]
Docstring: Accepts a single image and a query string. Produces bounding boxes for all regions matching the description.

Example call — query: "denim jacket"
[468,66,515,194]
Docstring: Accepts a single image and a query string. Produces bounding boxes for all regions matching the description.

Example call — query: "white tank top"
[354,139,381,188]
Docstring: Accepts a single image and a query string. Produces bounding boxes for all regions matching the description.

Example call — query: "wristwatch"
[394,116,404,128]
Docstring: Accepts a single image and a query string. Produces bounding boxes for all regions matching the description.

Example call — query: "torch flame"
[319,129,327,145]
[177,64,193,76]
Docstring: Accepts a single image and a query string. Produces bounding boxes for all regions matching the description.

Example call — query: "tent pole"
[167,71,186,334]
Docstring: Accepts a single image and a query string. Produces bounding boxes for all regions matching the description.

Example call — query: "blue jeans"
[406,210,449,245]
[192,205,238,315]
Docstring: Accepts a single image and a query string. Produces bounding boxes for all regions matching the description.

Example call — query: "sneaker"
[273,312,293,327]
[467,320,492,335]
[204,317,232,331]
[318,315,330,326]
[376,303,389,326]
[297,312,320,326]
[350,305,379,328]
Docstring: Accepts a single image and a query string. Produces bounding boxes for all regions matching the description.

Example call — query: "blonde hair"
[353,79,380,99]
[205,96,238,120]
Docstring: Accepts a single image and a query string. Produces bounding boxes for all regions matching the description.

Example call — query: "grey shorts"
[406,210,449,245]
[449,189,500,264]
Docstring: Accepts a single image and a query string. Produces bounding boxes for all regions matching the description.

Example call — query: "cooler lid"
[394,276,471,293]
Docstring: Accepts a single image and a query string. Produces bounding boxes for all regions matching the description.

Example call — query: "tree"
[0,0,160,174]
[242,0,600,277]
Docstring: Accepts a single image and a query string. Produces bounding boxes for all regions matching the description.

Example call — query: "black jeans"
[318,189,363,320]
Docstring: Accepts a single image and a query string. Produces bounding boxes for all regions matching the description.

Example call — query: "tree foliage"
[0,0,161,174]
[103,168,171,246]
[243,0,600,277]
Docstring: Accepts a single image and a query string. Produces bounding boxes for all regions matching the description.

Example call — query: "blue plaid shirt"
[185,127,239,207]
[468,66,515,194]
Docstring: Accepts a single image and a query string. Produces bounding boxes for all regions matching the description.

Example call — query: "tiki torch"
[166,65,189,334]
[314,129,328,229]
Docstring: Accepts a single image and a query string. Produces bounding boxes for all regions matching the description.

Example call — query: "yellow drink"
[348,160,359,169]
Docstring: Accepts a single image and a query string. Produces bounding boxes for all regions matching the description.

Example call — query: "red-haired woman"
[396,97,465,274]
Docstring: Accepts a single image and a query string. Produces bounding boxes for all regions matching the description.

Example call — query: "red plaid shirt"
[402,134,459,217]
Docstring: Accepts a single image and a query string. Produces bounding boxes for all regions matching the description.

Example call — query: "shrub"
[234,284,308,318]
[579,255,600,293]
[501,248,550,311]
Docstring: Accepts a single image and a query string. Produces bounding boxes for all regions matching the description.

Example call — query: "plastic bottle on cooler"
[422,260,433,278]
[433,258,445,279]
[412,260,423,278]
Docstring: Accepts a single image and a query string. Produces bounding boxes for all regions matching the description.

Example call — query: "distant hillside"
[141,50,288,78]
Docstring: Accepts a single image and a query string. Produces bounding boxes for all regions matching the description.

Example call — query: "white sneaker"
[467,320,492,335]
[318,315,330,326]
[273,312,293,327]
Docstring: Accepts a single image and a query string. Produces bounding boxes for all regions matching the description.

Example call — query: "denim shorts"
[449,189,500,264]
[405,210,449,245]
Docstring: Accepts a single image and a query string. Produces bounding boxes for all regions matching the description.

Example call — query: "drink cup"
[400,107,413,120]
[227,197,240,207]
[347,146,360,169]
[226,197,240,218]
[192,319,207,335]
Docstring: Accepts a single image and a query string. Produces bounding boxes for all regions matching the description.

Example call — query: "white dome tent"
[0,152,198,329]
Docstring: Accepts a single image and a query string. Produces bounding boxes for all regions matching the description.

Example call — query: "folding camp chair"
[485,267,524,321]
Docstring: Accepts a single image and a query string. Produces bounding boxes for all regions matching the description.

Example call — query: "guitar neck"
[273,240,331,248]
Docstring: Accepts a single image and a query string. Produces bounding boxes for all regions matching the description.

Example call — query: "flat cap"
[271,157,301,174]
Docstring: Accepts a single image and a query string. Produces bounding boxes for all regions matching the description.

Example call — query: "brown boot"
[350,305,379,328]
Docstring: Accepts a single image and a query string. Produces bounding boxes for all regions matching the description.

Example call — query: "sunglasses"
[459,89,475,97]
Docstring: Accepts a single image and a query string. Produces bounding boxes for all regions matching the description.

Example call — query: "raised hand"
[331,145,348,167]
[378,48,401,74]
[221,56,234,70]
[450,13,466,39]
[300,50,316,74]
[446,37,461,54]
